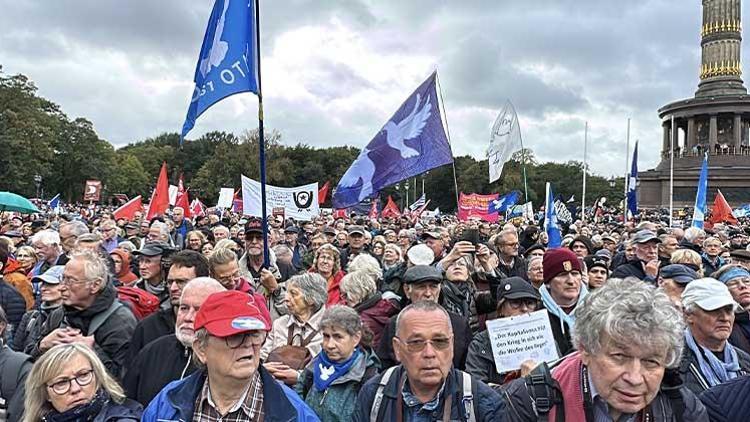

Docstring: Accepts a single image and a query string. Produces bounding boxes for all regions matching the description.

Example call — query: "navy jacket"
[699,375,750,422]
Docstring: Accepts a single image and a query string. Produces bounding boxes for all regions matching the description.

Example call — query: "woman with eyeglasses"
[465,277,541,387]
[715,264,750,354]
[23,343,142,422]
[309,244,346,306]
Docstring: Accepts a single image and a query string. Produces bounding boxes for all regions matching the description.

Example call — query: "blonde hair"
[670,249,704,276]
[24,344,125,422]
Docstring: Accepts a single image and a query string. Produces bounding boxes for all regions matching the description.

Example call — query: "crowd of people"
[2,203,750,421]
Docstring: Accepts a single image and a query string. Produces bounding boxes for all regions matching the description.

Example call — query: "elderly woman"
[262,273,328,385]
[184,230,206,252]
[295,306,379,422]
[714,264,750,353]
[110,248,138,286]
[14,245,37,275]
[381,243,403,270]
[310,243,345,306]
[340,270,400,346]
[466,277,541,386]
[503,278,707,421]
[199,241,214,257]
[440,255,482,330]
[23,343,142,421]
[671,248,704,276]
[527,256,544,290]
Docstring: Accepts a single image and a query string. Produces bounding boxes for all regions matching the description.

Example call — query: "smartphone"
[461,228,480,245]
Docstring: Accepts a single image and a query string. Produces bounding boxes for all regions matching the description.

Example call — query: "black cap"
[583,255,609,272]
[348,225,366,236]
[244,218,263,235]
[659,264,699,284]
[403,265,443,285]
[323,226,336,235]
[124,222,138,230]
[730,249,750,261]
[497,277,540,301]
[284,226,299,234]
[524,243,546,258]
[421,231,441,240]
[133,242,173,257]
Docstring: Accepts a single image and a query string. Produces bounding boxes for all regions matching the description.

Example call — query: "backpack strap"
[88,301,123,336]
[459,371,476,422]
[370,366,399,422]
[525,362,565,422]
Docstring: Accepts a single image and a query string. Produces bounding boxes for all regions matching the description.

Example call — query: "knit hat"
[543,248,582,283]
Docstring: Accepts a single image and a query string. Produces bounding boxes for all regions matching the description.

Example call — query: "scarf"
[684,329,741,387]
[539,283,588,336]
[313,347,361,391]
[42,389,109,422]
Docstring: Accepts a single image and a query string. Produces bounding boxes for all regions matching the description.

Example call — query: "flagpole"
[435,71,460,209]
[582,121,588,223]
[624,118,630,223]
[669,115,675,227]
[254,0,270,267]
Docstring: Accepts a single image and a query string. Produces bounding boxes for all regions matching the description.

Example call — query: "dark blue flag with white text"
[333,72,453,209]
[181,0,259,143]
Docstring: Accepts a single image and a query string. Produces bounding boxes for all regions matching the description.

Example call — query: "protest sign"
[217,188,235,208]
[486,310,559,373]
[457,192,499,222]
[241,175,319,221]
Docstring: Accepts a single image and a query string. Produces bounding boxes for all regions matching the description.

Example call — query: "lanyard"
[396,372,453,422]
[580,365,652,422]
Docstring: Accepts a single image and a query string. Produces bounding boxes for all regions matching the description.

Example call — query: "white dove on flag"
[337,146,376,202]
[384,94,431,159]
[491,197,506,209]
[199,0,230,78]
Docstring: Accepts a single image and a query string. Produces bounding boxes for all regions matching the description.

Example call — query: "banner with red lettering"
[457,192,499,222]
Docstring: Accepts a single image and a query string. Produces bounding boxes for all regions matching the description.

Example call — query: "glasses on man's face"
[47,369,95,395]
[506,299,540,311]
[396,336,452,353]
[225,331,266,349]
[61,276,88,287]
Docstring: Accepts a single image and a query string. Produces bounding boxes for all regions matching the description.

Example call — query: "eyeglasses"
[506,299,540,310]
[61,276,89,286]
[727,278,750,289]
[225,331,266,349]
[396,336,452,353]
[47,369,95,395]
[216,272,241,286]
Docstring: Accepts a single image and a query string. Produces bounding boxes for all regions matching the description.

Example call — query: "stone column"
[687,117,696,151]
[710,115,718,153]
[663,123,670,153]
[735,114,742,151]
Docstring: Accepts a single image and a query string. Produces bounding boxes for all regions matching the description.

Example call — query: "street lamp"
[34,174,42,199]
[609,177,616,189]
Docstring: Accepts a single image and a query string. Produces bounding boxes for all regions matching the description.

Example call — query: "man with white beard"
[123,277,226,406]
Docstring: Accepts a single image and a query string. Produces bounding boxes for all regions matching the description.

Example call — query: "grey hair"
[61,221,90,237]
[395,301,452,338]
[288,273,328,311]
[208,247,237,274]
[684,227,706,243]
[319,305,363,336]
[347,253,382,280]
[31,229,60,246]
[272,244,293,257]
[573,278,684,368]
[69,250,108,288]
[212,225,230,236]
[527,256,543,270]
[340,270,377,305]
[702,236,722,248]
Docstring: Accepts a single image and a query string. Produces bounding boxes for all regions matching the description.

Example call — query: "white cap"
[682,278,742,312]
[407,244,435,266]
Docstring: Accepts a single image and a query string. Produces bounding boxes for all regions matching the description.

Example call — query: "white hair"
[31,229,60,246]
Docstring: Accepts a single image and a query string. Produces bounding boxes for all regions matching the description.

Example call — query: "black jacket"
[0,278,26,336]
[377,310,471,370]
[611,258,655,282]
[466,330,505,385]
[123,334,197,406]
[12,304,60,354]
[699,375,750,422]
[32,283,137,379]
[678,340,750,394]
[547,311,575,357]
[0,345,32,422]
[496,256,527,280]
[729,311,750,355]
[126,303,175,367]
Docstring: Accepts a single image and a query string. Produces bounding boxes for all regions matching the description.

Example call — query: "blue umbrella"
[0,191,40,214]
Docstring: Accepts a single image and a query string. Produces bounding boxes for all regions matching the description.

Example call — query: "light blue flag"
[488,190,521,214]
[181,0,259,143]
[544,182,562,248]
[692,153,709,228]
[333,72,454,209]
[627,141,638,217]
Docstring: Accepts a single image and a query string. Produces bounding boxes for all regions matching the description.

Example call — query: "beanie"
[543,248,582,283]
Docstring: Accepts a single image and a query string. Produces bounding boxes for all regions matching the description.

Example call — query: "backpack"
[116,286,159,320]
[369,366,478,422]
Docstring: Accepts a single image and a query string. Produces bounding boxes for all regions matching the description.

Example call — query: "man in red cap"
[143,290,320,422]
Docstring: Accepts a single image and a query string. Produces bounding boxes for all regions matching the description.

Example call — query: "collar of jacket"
[165,366,298,422]
[380,365,460,407]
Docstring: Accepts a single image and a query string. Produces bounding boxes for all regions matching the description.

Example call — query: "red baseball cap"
[194,291,271,337]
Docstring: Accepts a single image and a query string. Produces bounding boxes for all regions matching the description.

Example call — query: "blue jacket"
[142,367,320,422]
[699,374,750,422]
[351,365,504,422]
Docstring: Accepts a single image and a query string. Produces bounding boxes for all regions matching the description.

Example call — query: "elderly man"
[129,250,209,364]
[238,218,289,318]
[611,229,661,281]
[32,250,137,378]
[171,206,193,249]
[421,230,446,264]
[212,225,230,242]
[99,219,121,253]
[124,277,225,406]
[658,233,679,267]
[680,277,750,394]
[133,242,173,303]
[30,229,63,276]
[354,301,503,421]
[142,290,319,421]
[503,278,707,421]
[657,264,699,310]
[146,221,172,245]
[339,225,370,271]
[377,265,472,370]
[283,226,306,271]
[680,226,706,253]
[700,236,725,277]
[58,220,89,264]
[494,229,527,279]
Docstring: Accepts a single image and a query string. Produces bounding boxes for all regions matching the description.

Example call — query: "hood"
[3,257,24,275]
[110,249,131,278]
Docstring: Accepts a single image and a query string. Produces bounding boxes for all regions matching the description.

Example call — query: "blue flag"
[332,72,454,209]
[627,141,638,217]
[488,190,521,214]
[181,0,259,143]
[48,193,61,214]
[692,153,709,228]
[544,182,563,248]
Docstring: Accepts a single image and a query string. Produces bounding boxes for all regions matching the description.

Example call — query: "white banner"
[488,101,523,183]
[217,188,235,208]
[486,310,559,373]
[241,175,319,221]
[168,184,179,206]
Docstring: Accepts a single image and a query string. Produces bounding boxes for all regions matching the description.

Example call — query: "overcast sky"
[0,0,729,177]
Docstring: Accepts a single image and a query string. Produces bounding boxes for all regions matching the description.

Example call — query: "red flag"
[709,189,738,225]
[381,195,402,219]
[113,196,143,221]
[368,199,379,219]
[318,181,330,205]
[190,199,206,217]
[146,162,170,219]
[175,190,191,218]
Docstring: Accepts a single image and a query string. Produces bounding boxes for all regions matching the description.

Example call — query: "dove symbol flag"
[488,190,521,214]
[181,0,259,143]
[488,101,523,183]
[544,183,563,248]
[692,153,709,229]
[333,72,453,208]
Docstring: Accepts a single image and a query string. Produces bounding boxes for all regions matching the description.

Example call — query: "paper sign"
[217,188,235,208]
[486,309,559,373]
